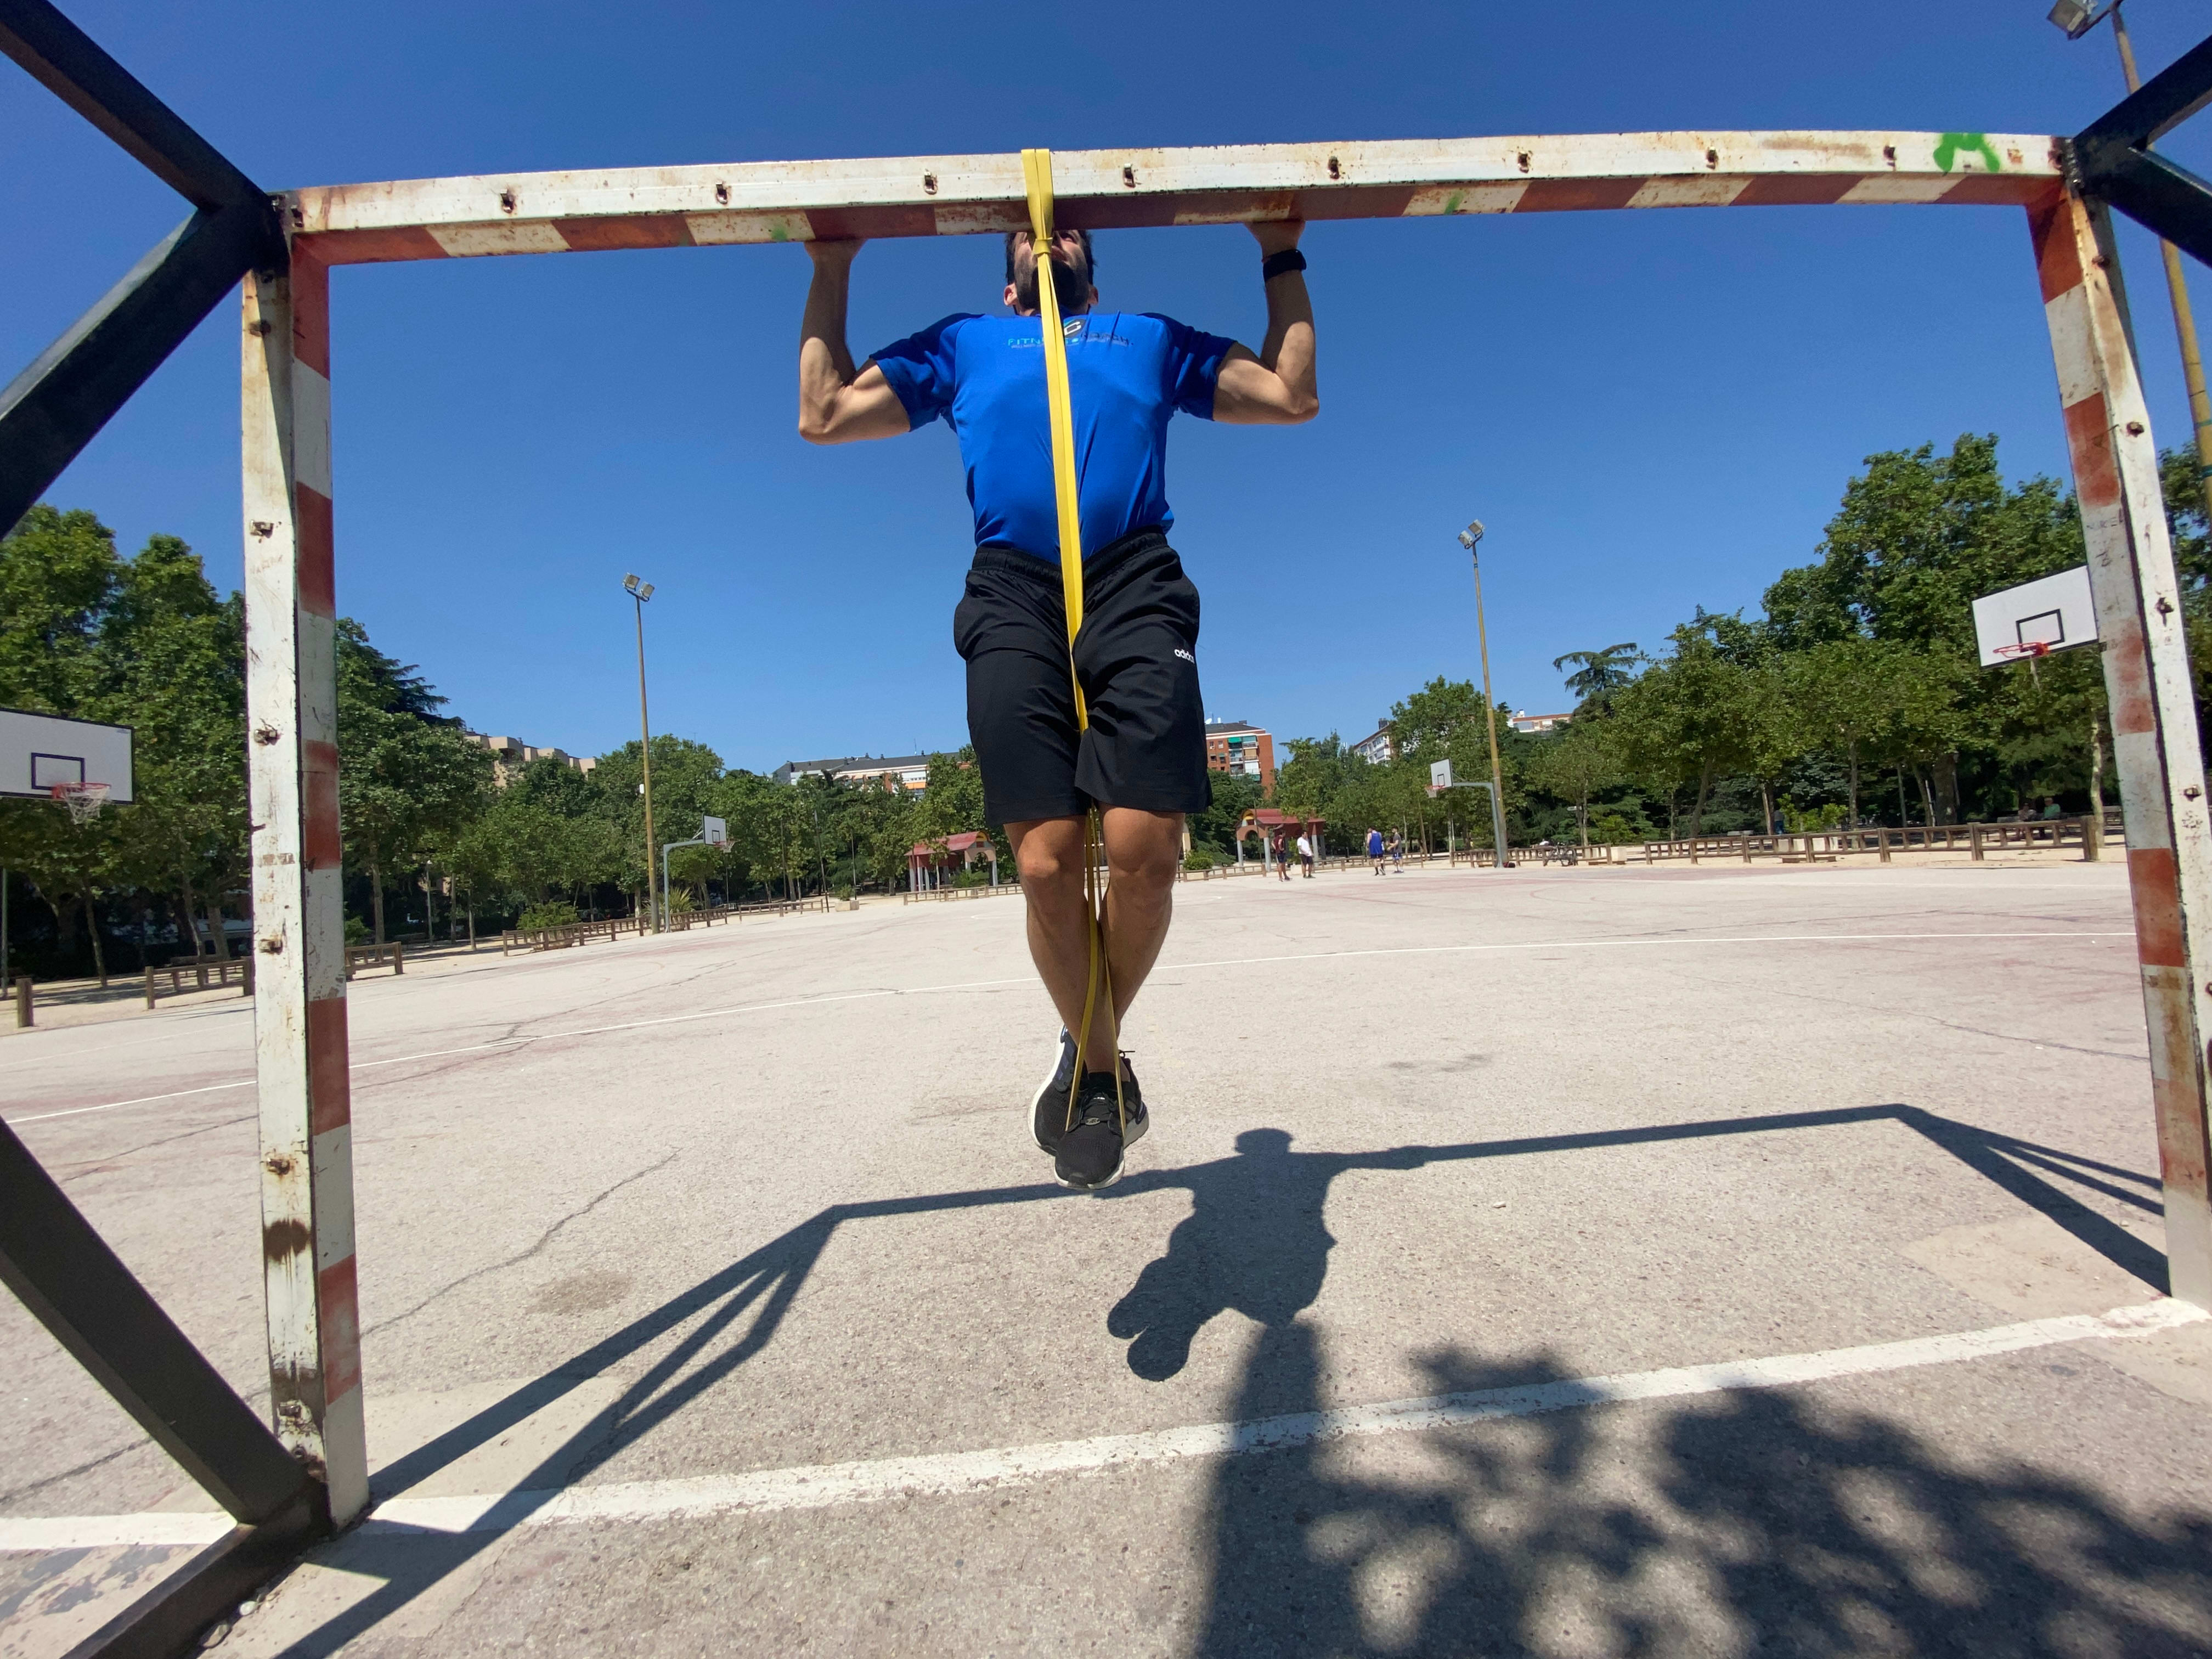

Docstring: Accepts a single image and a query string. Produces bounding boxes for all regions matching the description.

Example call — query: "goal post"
[238,128,2212,1328]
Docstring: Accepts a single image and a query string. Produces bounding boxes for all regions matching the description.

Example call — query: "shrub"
[343,915,369,946]
[1183,847,1217,872]
[518,901,579,930]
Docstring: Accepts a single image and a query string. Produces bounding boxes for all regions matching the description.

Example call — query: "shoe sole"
[1031,1031,1077,1154]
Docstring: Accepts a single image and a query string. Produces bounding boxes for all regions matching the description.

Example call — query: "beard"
[1014,253,1091,315]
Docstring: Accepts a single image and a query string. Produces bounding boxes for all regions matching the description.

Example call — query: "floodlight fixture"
[2047,0,2114,40]
[624,573,653,601]
[1457,521,1485,551]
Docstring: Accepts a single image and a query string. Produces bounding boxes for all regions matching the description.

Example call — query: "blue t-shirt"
[871,311,1236,561]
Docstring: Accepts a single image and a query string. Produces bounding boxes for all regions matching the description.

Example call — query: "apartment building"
[774,754,932,793]
[468,733,597,785]
[1205,719,1275,795]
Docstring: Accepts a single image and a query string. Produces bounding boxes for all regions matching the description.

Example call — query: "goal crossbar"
[285,129,2060,263]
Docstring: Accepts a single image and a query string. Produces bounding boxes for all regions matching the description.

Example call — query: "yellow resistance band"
[1020,148,1125,1141]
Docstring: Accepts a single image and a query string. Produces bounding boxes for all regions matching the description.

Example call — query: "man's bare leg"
[1008,808,1184,1075]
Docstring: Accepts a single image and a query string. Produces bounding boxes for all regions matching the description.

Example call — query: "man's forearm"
[1258,269,1317,418]
[799,261,857,415]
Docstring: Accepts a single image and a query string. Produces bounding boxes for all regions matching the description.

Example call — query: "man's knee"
[1106,820,1183,904]
[1012,820,1086,906]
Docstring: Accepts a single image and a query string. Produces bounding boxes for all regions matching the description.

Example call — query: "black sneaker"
[1031,1029,1080,1154]
[1054,1066,1149,1192]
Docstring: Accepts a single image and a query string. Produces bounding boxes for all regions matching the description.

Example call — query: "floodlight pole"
[2067,2,2212,519]
[627,578,659,932]
[1458,523,1512,868]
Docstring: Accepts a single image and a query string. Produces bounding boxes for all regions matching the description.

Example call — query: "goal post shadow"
[256,1098,2165,1656]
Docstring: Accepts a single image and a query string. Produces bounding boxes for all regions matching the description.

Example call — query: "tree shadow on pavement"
[258,1102,2175,1654]
[1196,1333,2212,1656]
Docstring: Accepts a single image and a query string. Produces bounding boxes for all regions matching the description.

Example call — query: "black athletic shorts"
[953,527,1211,825]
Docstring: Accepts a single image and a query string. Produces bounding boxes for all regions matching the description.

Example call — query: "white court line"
[4,929,2130,1126]
[3,1298,2194,1552]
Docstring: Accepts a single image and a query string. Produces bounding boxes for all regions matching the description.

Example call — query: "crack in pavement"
[1664,962,2147,1065]
[55,1114,257,1179]
[361,1150,681,1340]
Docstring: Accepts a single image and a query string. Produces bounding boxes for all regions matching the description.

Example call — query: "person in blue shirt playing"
[798,219,1317,1189]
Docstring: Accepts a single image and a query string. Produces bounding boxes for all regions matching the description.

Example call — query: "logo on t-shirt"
[1063,318,1084,338]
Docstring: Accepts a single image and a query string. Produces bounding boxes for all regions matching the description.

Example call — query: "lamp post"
[2051,0,2212,520]
[624,573,659,932]
[1456,521,1512,869]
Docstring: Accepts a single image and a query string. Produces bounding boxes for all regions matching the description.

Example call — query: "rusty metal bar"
[281,129,2061,266]
[2033,188,2212,1307]
[241,243,369,1526]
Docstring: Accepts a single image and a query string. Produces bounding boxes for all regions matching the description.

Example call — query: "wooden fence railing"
[143,956,256,1007]
[498,896,830,953]
[1621,811,2120,866]
[345,941,405,979]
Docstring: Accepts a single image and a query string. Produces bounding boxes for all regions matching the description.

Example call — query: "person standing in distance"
[1367,826,1385,874]
[1295,830,1314,879]
[796,218,1317,1190]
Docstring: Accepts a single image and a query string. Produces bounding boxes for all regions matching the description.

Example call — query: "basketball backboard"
[0,708,134,802]
[702,815,728,846]
[1972,566,2098,668]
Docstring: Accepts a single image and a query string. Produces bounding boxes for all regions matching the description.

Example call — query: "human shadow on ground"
[1195,1329,2212,1656]
[1105,1128,1423,1381]
[255,1102,2172,1654]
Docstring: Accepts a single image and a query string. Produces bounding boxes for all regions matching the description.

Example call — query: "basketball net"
[1993,640,2051,660]
[50,782,110,825]
[1022,148,1126,1143]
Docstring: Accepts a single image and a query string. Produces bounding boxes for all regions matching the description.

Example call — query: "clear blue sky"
[7,1,2210,770]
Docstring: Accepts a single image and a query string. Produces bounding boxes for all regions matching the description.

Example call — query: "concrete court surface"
[5,859,2212,1657]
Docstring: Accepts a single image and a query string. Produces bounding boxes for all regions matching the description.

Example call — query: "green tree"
[1787,639,1929,828]
[1523,719,1623,851]
[1551,642,1641,712]
[0,510,251,979]
[1611,634,1760,837]
[336,622,494,943]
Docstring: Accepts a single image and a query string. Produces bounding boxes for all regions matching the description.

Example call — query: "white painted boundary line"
[5,929,2131,1126]
[6,1299,2195,1552]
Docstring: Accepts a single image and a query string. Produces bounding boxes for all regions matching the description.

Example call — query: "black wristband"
[1261,247,1308,281]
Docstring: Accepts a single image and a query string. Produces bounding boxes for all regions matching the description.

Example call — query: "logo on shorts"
[1173,648,1195,663]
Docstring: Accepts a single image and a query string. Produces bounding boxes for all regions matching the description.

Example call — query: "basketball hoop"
[49,781,110,824]
[1992,639,2051,661]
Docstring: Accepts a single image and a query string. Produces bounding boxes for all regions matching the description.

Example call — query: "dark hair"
[1003,228,1096,285]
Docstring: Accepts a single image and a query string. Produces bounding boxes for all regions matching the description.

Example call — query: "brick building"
[1205,719,1275,795]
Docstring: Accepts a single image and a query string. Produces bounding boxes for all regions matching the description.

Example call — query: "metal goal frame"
[7,2,2212,1650]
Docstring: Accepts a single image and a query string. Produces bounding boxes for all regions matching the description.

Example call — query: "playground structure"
[6,1,2212,1651]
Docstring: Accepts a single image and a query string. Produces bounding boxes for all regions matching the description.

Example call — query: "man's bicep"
[828,362,915,442]
[1210,345,1289,425]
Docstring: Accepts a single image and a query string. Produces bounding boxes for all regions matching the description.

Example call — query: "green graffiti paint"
[769,225,788,241]
[1444,191,1465,215]
[1933,133,2002,175]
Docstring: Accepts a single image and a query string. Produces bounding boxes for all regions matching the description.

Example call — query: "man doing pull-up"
[797,218,1317,1189]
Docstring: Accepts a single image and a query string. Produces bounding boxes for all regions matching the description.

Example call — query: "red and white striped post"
[241,239,368,1523]
[2034,185,2212,1308]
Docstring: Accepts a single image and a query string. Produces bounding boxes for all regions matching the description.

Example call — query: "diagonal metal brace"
[0,1116,316,1526]
[2074,31,2212,268]
[0,0,264,210]
[0,200,279,535]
